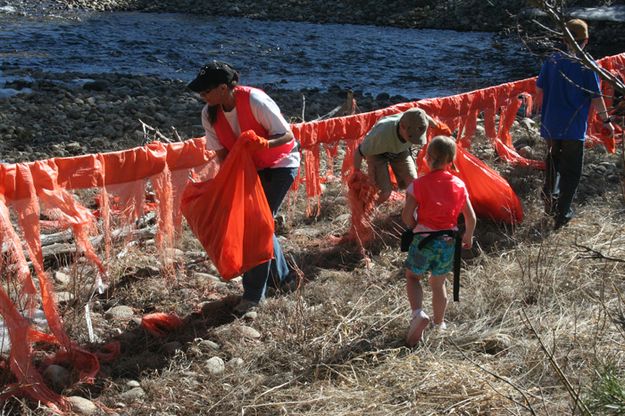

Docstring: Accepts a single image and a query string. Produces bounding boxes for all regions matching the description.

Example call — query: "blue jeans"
[242,167,298,302]
[542,139,584,225]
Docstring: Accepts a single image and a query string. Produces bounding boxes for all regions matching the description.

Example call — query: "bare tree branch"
[139,119,173,144]
[538,1,625,96]
[521,310,593,416]
[574,241,625,263]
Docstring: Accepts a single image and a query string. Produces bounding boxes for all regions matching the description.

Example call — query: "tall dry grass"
[98,181,624,415]
[3,141,625,416]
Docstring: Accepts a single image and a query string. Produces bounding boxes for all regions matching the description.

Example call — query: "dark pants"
[242,167,298,303]
[542,139,584,226]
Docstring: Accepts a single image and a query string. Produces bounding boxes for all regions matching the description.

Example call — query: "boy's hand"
[462,234,473,249]
[353,145,365,172]
[347,170,366,189]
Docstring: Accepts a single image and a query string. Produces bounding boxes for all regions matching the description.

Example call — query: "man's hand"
[347,170,365,189]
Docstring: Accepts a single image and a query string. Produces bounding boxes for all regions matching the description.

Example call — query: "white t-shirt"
[202,88,300,169]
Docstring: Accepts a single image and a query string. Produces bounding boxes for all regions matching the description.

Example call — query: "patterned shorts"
[404,234,455,276]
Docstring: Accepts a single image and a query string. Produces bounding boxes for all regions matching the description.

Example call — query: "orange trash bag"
[180,131,275,280]
[453,146,523,224]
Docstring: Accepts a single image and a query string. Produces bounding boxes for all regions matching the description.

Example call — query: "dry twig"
[521,309,593,416]
[574,241,625,263]
[451,339,538,415]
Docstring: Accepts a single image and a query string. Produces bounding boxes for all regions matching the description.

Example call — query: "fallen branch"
[574,242,625,263]
[451,339,538,415]
[41,226,157,266]
[40,229,74,246]
[520,310,592,416]
[139,119,173,144]
[314,90,357,121]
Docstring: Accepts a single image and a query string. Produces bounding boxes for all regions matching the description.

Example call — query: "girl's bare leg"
[406,269,430,346]
[429,274,448,326]
[406,269,424,311]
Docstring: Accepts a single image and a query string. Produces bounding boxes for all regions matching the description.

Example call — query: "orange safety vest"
[213,86,295,169]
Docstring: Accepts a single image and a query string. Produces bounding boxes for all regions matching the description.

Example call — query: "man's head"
[565,19,589,48]
[399,108,428,145]
[426,135,456,170]
[188,61,239,94]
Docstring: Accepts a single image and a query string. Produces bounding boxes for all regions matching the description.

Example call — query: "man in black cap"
[188,61,301,314]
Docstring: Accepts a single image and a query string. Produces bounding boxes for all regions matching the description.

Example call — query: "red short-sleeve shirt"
[408,170,468,230]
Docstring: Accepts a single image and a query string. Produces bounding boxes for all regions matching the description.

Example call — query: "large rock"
[121,387,146,401]
[238,326,261,340]
[206,356,225,375]
[55,291,73,303]
[67,396,98,415]
[193,272,222,284]
[197,339,221,352]
[228,357,244,368]
[53,271,71,285]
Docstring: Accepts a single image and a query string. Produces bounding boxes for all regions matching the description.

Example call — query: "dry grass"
[2,139,625,415]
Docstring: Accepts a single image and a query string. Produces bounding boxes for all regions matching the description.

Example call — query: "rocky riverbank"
[0,65,410,163]
[0,0,525,30]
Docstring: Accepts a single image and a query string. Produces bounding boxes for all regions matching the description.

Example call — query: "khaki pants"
[366,150,417,194]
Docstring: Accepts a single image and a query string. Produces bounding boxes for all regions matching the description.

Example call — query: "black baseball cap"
[187,61,239,93]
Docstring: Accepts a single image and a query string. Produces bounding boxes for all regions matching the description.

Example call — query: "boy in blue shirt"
[537,18,614,229]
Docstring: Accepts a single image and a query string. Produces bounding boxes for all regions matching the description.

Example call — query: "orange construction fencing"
[0,52,623,411]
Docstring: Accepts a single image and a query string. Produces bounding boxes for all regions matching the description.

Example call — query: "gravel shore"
[0,66,409,163]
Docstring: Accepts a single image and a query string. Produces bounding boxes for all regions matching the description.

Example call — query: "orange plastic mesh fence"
[0,53,622,410]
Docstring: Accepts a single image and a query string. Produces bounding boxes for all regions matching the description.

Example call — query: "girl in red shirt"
[401,136,476,347]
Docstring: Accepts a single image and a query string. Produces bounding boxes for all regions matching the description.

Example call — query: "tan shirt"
[359,114,412,156]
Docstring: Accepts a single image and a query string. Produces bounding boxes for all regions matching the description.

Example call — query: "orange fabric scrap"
[141,313,184,337]
[346,171,378,246]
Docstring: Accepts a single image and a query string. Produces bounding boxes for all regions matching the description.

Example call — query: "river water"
[0,11,540,99]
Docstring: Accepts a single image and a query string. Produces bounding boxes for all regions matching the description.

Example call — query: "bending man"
[353,108,429,204]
